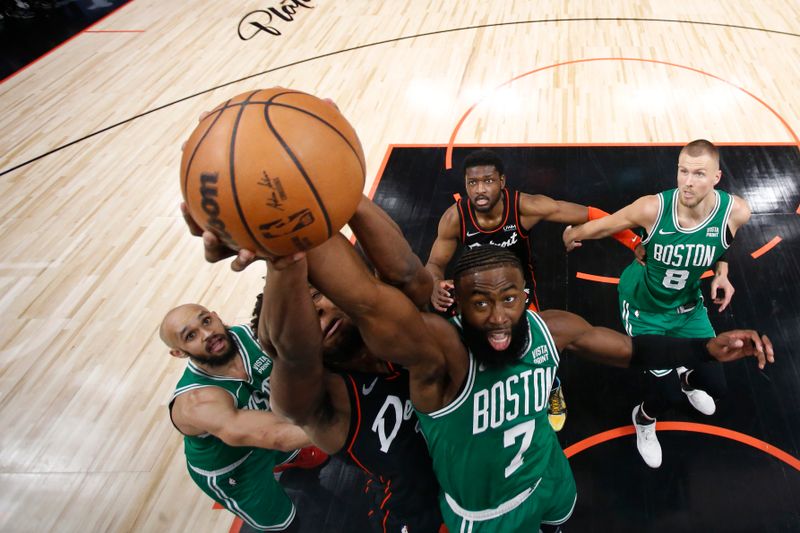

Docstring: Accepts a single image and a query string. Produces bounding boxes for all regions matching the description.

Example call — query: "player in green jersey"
[562,139,752,468]
[162,304,313,532]
[247,195,771,532]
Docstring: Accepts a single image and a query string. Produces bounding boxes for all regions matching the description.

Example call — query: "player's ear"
[714,170,722,185]
[499,174,506,187]
[170,348,188,359]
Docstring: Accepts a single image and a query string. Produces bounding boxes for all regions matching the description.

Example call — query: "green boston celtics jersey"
[416,310,569,517]
[169,324,294,474]
[619,188,733,313]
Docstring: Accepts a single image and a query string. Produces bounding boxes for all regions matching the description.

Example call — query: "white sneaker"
[678,369,716,415]
[632,405,662,468]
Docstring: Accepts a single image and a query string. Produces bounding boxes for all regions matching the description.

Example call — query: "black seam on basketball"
[266,102,366,177]
[183,100,230,196]
[229,90,273,256]
[262,103,333,240]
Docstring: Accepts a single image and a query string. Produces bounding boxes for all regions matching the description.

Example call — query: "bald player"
[162,304,311,532]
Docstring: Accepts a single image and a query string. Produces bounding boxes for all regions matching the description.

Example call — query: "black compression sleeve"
[630,335,715,369]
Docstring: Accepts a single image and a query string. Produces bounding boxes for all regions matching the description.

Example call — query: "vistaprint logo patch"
[706,226,720,238]
[532,344,549,364]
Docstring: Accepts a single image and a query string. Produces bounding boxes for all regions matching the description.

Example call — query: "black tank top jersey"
[456,187,538,308]
[339,365,442,532]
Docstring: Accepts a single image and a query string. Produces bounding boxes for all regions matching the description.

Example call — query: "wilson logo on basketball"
[238,0,315,40]
[199,172,235,246]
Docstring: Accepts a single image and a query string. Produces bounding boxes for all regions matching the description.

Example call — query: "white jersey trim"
[541,492,577,525]
[189,450,253,477]
[641,193,664,245]
[527,311,559,366]
[429,349,476,419]
[672,189,720,233]
[445,479,539,521]
[207,471,296,530]
[720,193,734,249]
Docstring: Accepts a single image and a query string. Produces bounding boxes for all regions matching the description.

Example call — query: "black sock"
[636,404,655,425]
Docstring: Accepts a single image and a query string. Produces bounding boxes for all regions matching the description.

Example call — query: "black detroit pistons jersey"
[339,365,442,530]
[456,187,538,305]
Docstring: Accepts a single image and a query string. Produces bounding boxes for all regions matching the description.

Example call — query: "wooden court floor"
[0,1,798,531]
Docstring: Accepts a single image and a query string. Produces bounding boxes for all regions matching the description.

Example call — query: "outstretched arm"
[519,195,641,251]
[562,195,660,252]
[540,309,774,369]
[172,387,311,451]
[425,205,461,311]
[350,195,433,309]
[262,256,351,454]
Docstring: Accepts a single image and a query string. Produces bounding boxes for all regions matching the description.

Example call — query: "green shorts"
[619,297,716,377]
[439,450,576,532]
[188,449,296,532]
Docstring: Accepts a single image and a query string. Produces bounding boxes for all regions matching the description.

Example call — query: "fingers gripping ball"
[180,88,366,256]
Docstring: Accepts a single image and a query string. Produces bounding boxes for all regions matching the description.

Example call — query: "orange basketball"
[180,88,366,256]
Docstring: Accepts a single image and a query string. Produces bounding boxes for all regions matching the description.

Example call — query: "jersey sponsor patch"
[706,226,720,237]
[531,344,549,364]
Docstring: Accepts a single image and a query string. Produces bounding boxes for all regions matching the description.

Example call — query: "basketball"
[180,88,366,256]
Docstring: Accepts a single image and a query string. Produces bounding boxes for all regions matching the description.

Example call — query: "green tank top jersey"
[416,311,567,515]
[169,324,294,474]
[619,189,733,313]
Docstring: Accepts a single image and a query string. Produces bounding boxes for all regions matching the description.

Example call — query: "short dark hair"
[453,245,523,286]
[462,149,504,177]
[680,139,719,165]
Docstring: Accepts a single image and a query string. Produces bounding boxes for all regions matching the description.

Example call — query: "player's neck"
[676,189,716,227]
[195,348,246,379]
[474,195,506,229]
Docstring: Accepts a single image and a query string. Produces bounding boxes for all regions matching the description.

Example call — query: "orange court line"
[576,270,713,284]
[445,57,800,169]
[751,236,782,259]
[1,1,135,84]
[576,272,619,284]
[367,145,395,199]
[389,141,798,149]
[564,421,800,471]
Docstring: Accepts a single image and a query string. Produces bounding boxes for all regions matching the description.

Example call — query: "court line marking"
[563,421,800,472]
[445,57,800,169]
[751,236,782,258]
[0,0,136,85]
[576,270,714,285]
[3,18,800,176]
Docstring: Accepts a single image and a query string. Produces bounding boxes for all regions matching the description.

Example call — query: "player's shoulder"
[172,385,235,434]
[727,193,751,226]
[517,192,557,215]
[437,203,462,234]
[537,309,591,350]
[629,194,663,215]
[177,385,235,408]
